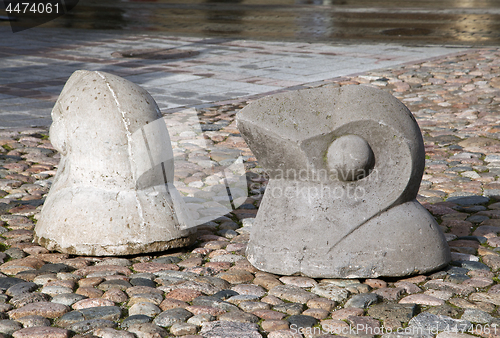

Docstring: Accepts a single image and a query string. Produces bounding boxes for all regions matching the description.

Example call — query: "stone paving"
[0,46,499,338]
[2,30,500,338]
[0,26,466,128]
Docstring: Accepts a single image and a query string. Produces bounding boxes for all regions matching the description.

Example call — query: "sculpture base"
[35,234,196,256]
[34,184,196,256]
[246,198,450,278]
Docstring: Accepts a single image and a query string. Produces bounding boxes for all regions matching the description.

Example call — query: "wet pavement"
[0,0,495,127]
[3,0,500,46]
[0,27,468,128]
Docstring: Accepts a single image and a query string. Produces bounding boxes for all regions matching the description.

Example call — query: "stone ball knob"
[327,134,375,181]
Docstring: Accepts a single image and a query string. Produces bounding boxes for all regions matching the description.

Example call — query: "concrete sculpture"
[237,85,451,278]
[34,70,196,256]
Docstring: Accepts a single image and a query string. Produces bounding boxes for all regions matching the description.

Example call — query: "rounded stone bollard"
[237,85,451,278]
[34,70,196,256]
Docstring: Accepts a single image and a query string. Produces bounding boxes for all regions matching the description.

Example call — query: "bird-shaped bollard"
[34,70,196,256]
[237,85,450,278]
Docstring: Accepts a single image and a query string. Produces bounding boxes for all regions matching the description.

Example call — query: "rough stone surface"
[269,285,318,303]
[368,303,417,323]
[344,292,380,308]
[231,284,267,297]
[373,287,406,300]
[409,312,472,332]
[120,315,152,329]
[94,328,136,338]
[66,319,117,333]
[286,314,318,328]
[218,310,259,323]
[273,303,303,316]
[469,292,500,305]
[34,70,196,256]
[348,315,381,334]
[152,308,193,327]
[16,315,51,328]
[9,302,69,319]
[330,307,364,320]
[200,321,262,338]
[310,283,350,302]
[261,319,289,332]
[187,313,215,326]
[72,298,114,310]
[238,85,450,278]
[460,308,496,324]
[51,293,87,306]
[12,327,69,338]
[306,298,336,311]
[0,320,22,335]
[170,322,198,335]
[399,294,446,306]
[128,302,162,317]
[127,323,167,338]
[426,305,461,318]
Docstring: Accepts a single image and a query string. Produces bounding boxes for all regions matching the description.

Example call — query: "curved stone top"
[237,85,425,205]
[237,85,421,142]
[50,70,172,190]
[35,70,194,256]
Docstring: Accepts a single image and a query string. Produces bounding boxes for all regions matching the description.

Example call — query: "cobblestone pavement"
[2,31,500,337]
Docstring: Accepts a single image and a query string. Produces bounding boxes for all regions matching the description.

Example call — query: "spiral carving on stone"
[237,85,450,278]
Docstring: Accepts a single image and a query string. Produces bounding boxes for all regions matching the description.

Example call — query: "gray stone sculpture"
[237,85,451,278]
[34,70,196,256]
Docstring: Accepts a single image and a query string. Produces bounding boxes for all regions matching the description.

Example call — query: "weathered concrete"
[237,85,451,278]
[34,70,196,256]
